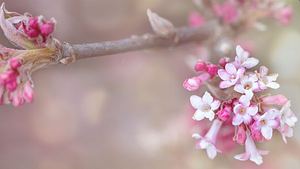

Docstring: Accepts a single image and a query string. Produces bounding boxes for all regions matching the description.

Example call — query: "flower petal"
[206,145,217,159]
[193,109,205,121]
[205,110,215,121]
[246,106,258,116]
[190,95,203,109]
[234,84,244,94]
[266,82,280,89]
[234,153,250,161]
[261,126,273,140]
[250,153,263,165]
[218,69,230,81]
[259,66,269,76]
[243,57,259,69]
[219,80,234,89]
[202,91,213,104]
[225,63,237,74]
[233,115,243,126]
[211,100,220,111]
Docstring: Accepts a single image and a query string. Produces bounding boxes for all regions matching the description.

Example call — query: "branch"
[60,22,216,61]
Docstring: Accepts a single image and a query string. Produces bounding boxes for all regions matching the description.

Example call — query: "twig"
[61,22,216,61]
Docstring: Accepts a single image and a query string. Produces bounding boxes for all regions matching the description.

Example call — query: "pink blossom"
[234,45,259,69]
[206,64,218,78]
[250,123,264,142]
[188,12,205,27]
[233,95,258,125]
[218,57,230,68]
[23,82,34,103]
[194,60,207,72]
[257,66,280,90]
[190,92,220,121]
[278,101,297,143]
[234,74,259,99]
[217,104,231,121]
[234,132,268,165]
[218,63,245,89]
[193,119,223,159]
[213,1,239,24]
[261,94,288,106]
[254,109,280,140]
[274,6,293,26]
[183,73,210,91]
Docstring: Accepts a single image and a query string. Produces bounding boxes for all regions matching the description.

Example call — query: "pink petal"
[242,57,259,69]
[218,69,230,81]
[234,153,250,161]
[261,94,288,106]
[261,126,273,140]
[233,84,244,94]
[225,63,237,74]
[246,106,258,116]
[233,115,243,126]
[219,81,234,89]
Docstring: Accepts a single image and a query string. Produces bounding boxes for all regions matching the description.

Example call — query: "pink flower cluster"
[0,3,58,106]
[0,56,33,106]
[184,45,297,165]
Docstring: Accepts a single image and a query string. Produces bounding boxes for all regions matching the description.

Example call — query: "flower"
[183,73,210,91]
[234,74,259,99]
[274,6,293,26]
[190,92,220,121]
[278,101,297,143]
[218,63,245,89]
[257,66,280,90]
[193,119,223,159]
[217,104,231,121]
[234,125,247,145]
[234,132,268,165]
[234,45,259,69]
[232,95,258,125]
[261,94,288,106]
[188,12,205,27]
[0,3,56,49]
[213,1,239,24]
[254,109,280,140]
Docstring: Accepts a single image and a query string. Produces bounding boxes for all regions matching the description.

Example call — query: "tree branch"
[61,22,216,61]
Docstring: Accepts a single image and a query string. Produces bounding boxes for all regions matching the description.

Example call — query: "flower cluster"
[0,3,59,106]
[184,45,297,165]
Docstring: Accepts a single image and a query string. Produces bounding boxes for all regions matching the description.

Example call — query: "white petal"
[266,82,280,89]
[247,106,258,116]
[211,100,220,111]
[206,145,217,159]
[234,153,250,161]
[190,95,203,109]
[236,45,245,58]
[205,110,215,121]
[220,81,234,89]
[202,92,213,104]
[218,69,230,81]
[243,114,252,124]
[243,57,259,69]
[233,115,243,126]
[261,126,273,140]
[192,133,201,139]
[239,95,250,106]
[245,90,254,99]
[234,84,245,94]
[268,74,278,81]
[225,63,237,74]
[250,154,263,165]
[193,109,205,121]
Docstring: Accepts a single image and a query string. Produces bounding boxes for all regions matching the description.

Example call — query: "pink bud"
[194,60,207,72]
[5,80,18,92]
[40,22,55,37]
[28,17,39,30]
[235,125,246,145]
[188,12,205,28]
[25,28,40,38]
[11,92,24,107]
[9,58,22,69]
[218,57,229,68]
[217,105,231,121]
[261,95,288,106]
[206,64,218,78]
[23,82,34,103]
[183,77,200,91]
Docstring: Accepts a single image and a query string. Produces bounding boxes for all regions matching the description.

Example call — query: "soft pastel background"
[0,0,299,169]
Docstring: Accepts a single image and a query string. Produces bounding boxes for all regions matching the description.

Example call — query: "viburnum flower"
[0,3,61,106]
[234,45,259,69]
[233,95,258,125]
[234,132,268,165]
[257,66,280,90]
[213,1,239,24]
[190,92,220,121]
[234,74,259,99]
[218,63,245,89]
[184,45,297,165]
[253,109,279,140]
[192,119,222,159]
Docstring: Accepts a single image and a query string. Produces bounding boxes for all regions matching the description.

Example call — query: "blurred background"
[0,0,300,169]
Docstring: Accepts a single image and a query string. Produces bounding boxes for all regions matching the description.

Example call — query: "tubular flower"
[184,45,297,165]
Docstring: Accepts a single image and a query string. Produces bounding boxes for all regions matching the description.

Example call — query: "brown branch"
[60,22,216,61]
